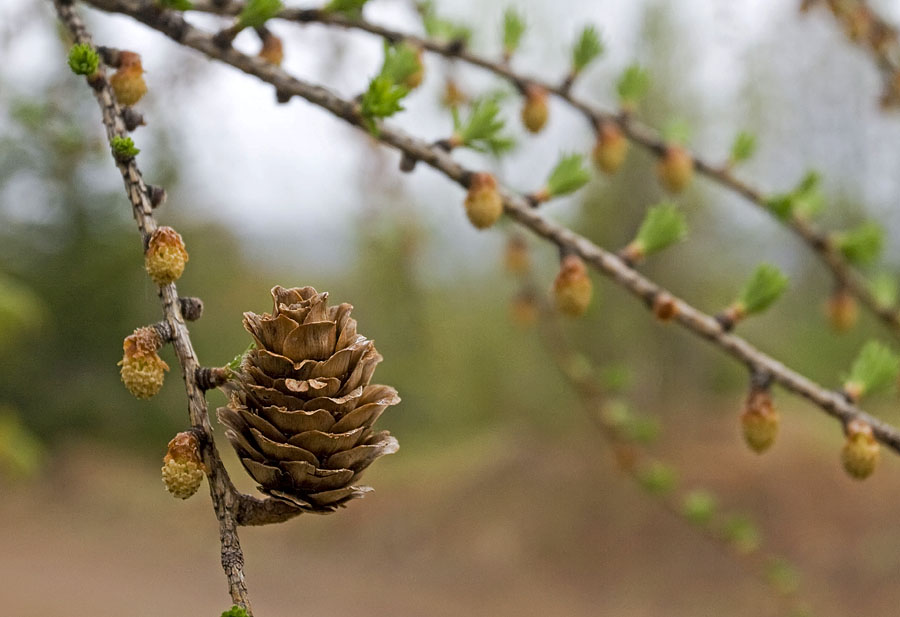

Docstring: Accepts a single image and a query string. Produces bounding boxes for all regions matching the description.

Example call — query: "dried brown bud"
[657,145,694,193]
[119,326,170,399]
[258,32,284,66]
[402,48,425,90]
[825,288,858,332]
[162,431,205,499]
[521,84,549,134]
[553,255,593,317]
[652,292,678,321]
[109,51,147,106]
[841,419,879,480]
[145,226,189,286]
[592,121,629,174]
[464,173,503,229]
[740,386,778,453]
[441,79,467,108]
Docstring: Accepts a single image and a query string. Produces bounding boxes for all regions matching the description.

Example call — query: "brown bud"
[553,255,593,317]
[741,386,778,453]
[162,431,206,499]
[504,235,530,275]
[521,84,549,134]
[145,226,189,286]
[652,292,678,321]
[841,419,879,480]
[464,173,503,229]
[109,51,147,106]
[657,145,694,193]
[119,326,170,400]
[825,288,858,332]
[592,121,629,174]
[258,32,284,66]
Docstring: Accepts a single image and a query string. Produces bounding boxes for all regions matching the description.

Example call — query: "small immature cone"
[740,386,778,453]
[109,51,147,106]
[841,418,879,480]
[592,121,629,174]
[521,84,549,134]
[464,173,503,229]
[504,235,530,275]
[145,226,189,286]
[825,288,858,332]
[553,254,593,317]
[119,326,170,399]
[161,431,206,499]
[657,145,694,193]
[258,32,284,66]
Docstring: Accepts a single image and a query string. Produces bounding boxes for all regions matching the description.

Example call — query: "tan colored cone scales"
[218,286,400,513]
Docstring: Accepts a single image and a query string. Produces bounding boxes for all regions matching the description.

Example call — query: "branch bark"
[79,0,900,457]
[182,0,900,340]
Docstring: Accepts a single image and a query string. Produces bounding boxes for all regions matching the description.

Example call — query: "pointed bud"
[825,288,858,332]
[145,227,189,286]
[504,235,530,275]
[553,254,593,317]
[510,290,539,327]
[521,84,549,134]
[592,121,628,174]
[741,385,778,453]
[258,32,284,66]
[657,145,694,193]
[119,326,170,399]
[464,173,503,229]
[441,79,467,108]
[109,51,147,107]
[841,418,879,480]
[162,431,206,499]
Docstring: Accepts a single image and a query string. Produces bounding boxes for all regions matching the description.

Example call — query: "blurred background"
[3,0,900,615]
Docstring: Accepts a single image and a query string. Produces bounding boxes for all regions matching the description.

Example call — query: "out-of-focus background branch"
[5,1,900,616]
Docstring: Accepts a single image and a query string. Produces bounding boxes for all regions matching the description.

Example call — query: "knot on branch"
[196,366,231,391]
[179,296,204,321]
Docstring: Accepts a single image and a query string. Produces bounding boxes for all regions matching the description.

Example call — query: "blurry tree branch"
[75,0,900,459]
[802,0,900,108]
[184,0,900,340]
[51,1,304,613]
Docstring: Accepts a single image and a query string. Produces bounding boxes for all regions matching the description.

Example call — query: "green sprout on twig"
[237,0,282,29]
[834,221,884,266]
[620,202,687,264]
[502,8,526,59]
[450,96,514,154]
[729,131,757,165]
[843,340,900,401]
[571,25,604,75]
[616,63,650,112]
[68,43,99,76]
[110,135,140,161]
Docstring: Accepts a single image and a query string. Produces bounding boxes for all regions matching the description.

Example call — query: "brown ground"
[3,405,900,617]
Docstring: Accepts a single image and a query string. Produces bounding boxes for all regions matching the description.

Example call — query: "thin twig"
[81,0,900,458]
[182,0,900,340]
[51,1,302,611]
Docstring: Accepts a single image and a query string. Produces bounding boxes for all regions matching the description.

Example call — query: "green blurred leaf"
[835,221,884,266]
[624,415,660,445]
[0,407,45,479]
[737,263,788,315]
[682,490,717,526]
[846,340,900,397]
[599,364,632,393]
[452,96,514,154]
[636,460,677,495]
[723,514,761,553]
[766,171,823,220]
[870,272,898,308]
[237,0,283,29]
[545,153,591,198]
[360,76,409,133]
[323,0,367,17]
[502,8,526,56]
[661,119,691,145]
[765,557,800,596]
[157,0,193,9]
[572,25,604,74]
[379,41,422,86]
[420,1,471,45]
[0,274,44,344]
[729,131,757,163]
[616,63,650,109]
[633,202,687,256]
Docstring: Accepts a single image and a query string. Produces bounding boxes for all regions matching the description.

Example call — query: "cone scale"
[218,286,400,513]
